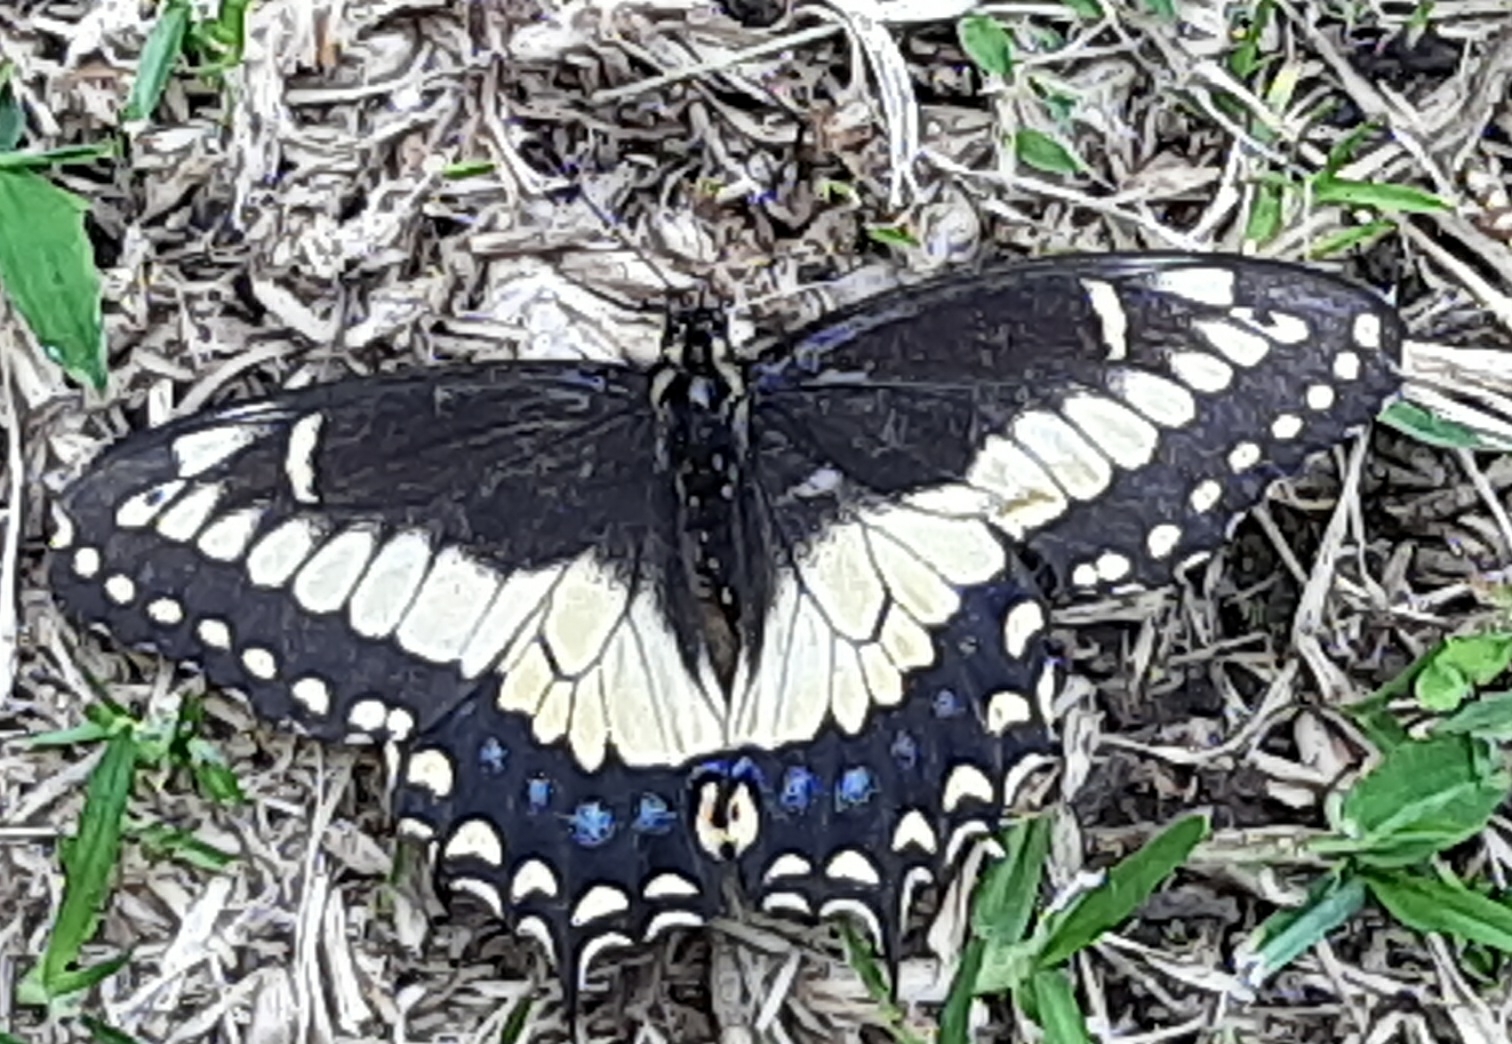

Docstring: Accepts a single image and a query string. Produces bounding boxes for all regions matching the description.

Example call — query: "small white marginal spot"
[943,763,995,813]
[197,508,265,561]
[285,413,324,504]
[1071,562,1098,588]
[1352,312,1382,349]
[1147,523,1182,560]
[571,884,630,927]
[396,818,434,841]
[643,872,700,900]
[1036,662,1059,713]
[1228,442,1262,473]
[405,748,455,798]
[72,547,101,579]
[197,618,231,649]
[104,574,136,605]
[1306,383,1336,411]
[173,425,261,478]
[762,853,813,883]
[516,916,556,965]
[1095,551,1131,582]
[290,676,331,715]
[49,505,75,549]
[511,859,559,901]
[444,820,504,865]
[1001,600,1045,659]
[156,483,224,542]
[1195,318,1269,367]
[1333,351,1362,381]
[385,707,415,741]
[116,480,186,529]
[1081,278,1128,360]
[1168,350,1234,393]
[348,698,388,733]
[1147,266,1234,306]
[241,646,277,680]
[1189,479,1223,514]
[825,849,880,886]
[146,597,184,626]
[891,809,938,854]
[1271,414,1304,440]
[985,690,1032,733]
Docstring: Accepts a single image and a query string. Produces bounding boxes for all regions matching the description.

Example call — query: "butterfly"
[46,252,1403,1000]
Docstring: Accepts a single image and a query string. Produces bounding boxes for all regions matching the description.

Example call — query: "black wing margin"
[748,252,1404,598]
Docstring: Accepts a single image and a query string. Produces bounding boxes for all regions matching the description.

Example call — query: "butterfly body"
[47,253,1403,995]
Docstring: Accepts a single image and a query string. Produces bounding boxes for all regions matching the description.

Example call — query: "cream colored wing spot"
[825,849,881,886]
[285,413,324,504]
[348,697,387,732]
[1002,601,1045,659]
[794,521,884,641]
[146,597,184,626]
[763,853,814,884]
[246,519,323,588]
[197,507,264,562]
[863,530,957,625]
[197,618,231,649]
[1108,370,1197,428]
[540,555,631,675]
[349,530,431,639]
[241,646,277,680]
[829,638,873,738]
[1271,414,1304,440]
[154,483,224,542]
[762,892,812,916]
[943,764,994,812]
[1195,318,1269,367]
[72,547,101,579]
[495,640,555,716]
[891,810,937,854]
[116,480,187,529]
[985,690,1032,732]
[1333,351,1361,381]
[1095,551,1131,581]
[50,505,76,549]
[444,819,504,865]
[511,859,559,901]
[902,482,999,518]
[566,669,609,773]
[530,680,573,747]
[405,748,454,798]
[451,878,504,918]
[643,873,700,900]
[1189,479,1223,514]
[571,885,630,927]
[172,425,262,478]
[1306,383,1336,411]
[459,564,564,678]
[965,434,1071,537]
[1352,312,1382,349]
[1059,393,1160,470]
[1168,350,1234,393]
[878,604,935,675]
[1011,410,1113,501]
[1230,306,1309,344]
[1081,277,1128,360]
[1147,523,1182,559]
[1145,266,1235,306]
[292,527,377,614]
[646,911,705,940]
[395,547,503,664]
[104,574,136,604]
[290,676,331,715]
[1228,441,1261,473]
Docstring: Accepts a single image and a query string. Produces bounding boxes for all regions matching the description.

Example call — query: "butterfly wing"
[725,253,1402,938]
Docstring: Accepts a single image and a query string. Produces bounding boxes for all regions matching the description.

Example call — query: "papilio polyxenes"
[47,253,1403,997]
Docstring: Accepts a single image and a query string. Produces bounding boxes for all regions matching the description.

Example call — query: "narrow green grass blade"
[0,143,117,171]
[1364,868,1512,953]
[1034,813,1209,969]
[1382,400,1512,451]
[1312,177,1449,214]
[973,815,1052,944]
[1026,968,1092,1044]
[1238,872,1366,987]
[0,65,22,153]
[940,937,987,1044]
[0,169,106,389]
[124,0,191,123]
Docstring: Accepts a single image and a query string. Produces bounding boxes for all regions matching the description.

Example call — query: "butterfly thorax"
[653,312,751,693]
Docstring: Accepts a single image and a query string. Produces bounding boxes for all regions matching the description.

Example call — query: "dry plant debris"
[2,0,1512,1042]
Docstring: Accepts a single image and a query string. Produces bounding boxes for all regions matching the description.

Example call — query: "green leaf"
[1059,0,1103,17]
[973,815,1052,945]
[1035,813,1209,969]
[1308,220,1394,259]
[1013,129,1083,176]
[498,996,534,1044]
[22,719,114,749]
[1239,873,1366,986]
[866,224,919,248]
[1322,122,1379,179]
[443,159,497,179]
[0,169,107,390]
[1244,180,1285,243]
[940,937,986,1044]
[1438,691,1512,740]
[1413,634,1512,712]
[0,64,23,153]
[124,0,191,123]
[0,142,117,171]
[1365,867,1512,953]
[1380,400,1512,452]
[1312,176,1450,214]
[134,822,237,872]
[1321,734,1510,866]
[1228,0,1276,82]
[958,15,1015,79]
[1025,968,1092,1044]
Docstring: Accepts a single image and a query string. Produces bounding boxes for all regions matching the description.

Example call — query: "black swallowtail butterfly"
[47,253,1403,996]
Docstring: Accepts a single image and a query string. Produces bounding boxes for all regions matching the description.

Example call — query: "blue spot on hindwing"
[890,731,919,771]
[569,800,615,847]
[525,776,552,813]
[478,737,507,775]
[779,767,822,814]
[632,793,677,835]
[933,689,965,718]
[835,766,878,811]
